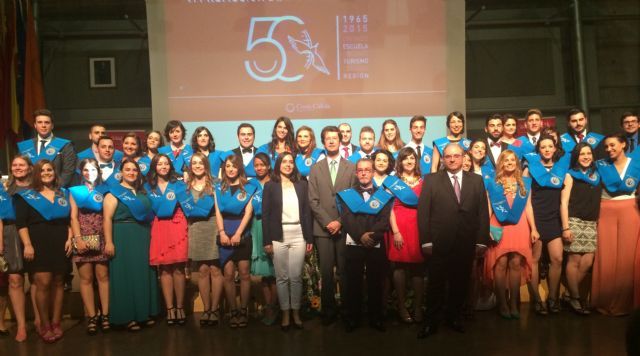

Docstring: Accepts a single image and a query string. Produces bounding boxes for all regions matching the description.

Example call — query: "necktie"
[577,133,584,142]
[39,140,47,155]
[452,174,461,203]
[242,148,252,154]
[343,146,350,159]
[417,145,422,158]
[330,160,337,185]
[531,136,537,145]
[630,138,635,152]
[100,162,113,169]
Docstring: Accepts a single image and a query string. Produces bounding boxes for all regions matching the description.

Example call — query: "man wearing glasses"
[621,112,639,156]
[417,143,489,339]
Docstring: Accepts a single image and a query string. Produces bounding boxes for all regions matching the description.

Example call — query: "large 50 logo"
[244,16,330,82]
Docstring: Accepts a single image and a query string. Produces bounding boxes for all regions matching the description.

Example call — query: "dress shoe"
[369,321,386,332]
[445,320,465,333]
[417,324,438,339]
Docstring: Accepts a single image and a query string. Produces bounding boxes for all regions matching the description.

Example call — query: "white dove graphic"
[287,30,330,75]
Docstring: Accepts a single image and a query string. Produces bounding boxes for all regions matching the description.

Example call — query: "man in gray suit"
[308,125,357,325]
[17,109,77,187]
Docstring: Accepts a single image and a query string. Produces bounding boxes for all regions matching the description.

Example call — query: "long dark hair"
[372,149,395,175]
[395,147,421,177]
[535,134,563,163]
[570,142,597,172]
[295,125,317,158]
[469,138,488,167]
[119,158,145,192]
[78,158,104,186]
[220,154,247,193]
[146,153,179,190]
[144,130,164,155]
[191,126,216,153]
[31,159,60,192]
[268,117,295,159]
[271,152,300,183]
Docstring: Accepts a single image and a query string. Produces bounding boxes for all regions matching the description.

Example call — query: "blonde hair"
[495,150,526,196]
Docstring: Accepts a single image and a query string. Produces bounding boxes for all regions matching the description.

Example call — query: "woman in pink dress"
[386,147,424,323]
[145,154,189,325]
[484,150,538,319]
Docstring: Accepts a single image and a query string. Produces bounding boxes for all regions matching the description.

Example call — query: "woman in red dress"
[386,147,424,323]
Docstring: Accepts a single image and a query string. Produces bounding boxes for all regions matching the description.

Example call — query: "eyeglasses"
[356,168,373,173]
[444,154,463,160]
[623,120,638,126]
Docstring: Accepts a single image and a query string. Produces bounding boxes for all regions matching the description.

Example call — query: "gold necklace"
[402,175,418,187]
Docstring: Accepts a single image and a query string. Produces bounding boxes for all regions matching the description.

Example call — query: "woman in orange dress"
[484,150,538,319]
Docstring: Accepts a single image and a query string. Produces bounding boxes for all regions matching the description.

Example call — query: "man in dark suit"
[231,123,257,177]
[17,109,77,187]
[338,123,359,159]
[621,111,639,156]
[308,126,357,324]
[485,113,508,167]
[560,108,606,159]
[339,158,392,332]
[417,143,489,339]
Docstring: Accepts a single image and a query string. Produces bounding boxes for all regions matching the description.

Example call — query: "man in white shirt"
[515,109,543,156]
[231,123,257,177]
[349,126,376,162]
[96,136,118,181]
[485,114,507,166]
[405,115,434,174]
[338,123,358,159]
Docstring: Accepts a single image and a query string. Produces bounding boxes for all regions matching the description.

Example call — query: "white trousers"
[273,224,306,310]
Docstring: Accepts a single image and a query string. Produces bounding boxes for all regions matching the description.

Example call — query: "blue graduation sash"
[256,143,279,168]
[69,184,108,212]
[144,181,185,218]
[524,153,570,188]
[347,149,376,164]
[158,144,193,175]
[104,161,123,187]
[480,159,497,188]
[137,156,151,176]
[560,132,604,154]
[225,149,257,178]
[568,168,601,187]
[515,135,537,156]
[337,187,393,215]
[507,141,525,159]
[17,189,70,221]
[215,182,257,215]
[177,187,215,218]
[76,147,123,163]
[247,179,263,218]
[296,148,323,177]
[106,184,154,223]
[380,175,418,207]
[596,158,640,193]
[0,185,16,221]
[433,137,471,156]
[419,146,434,175]
[18,137,70,163]
[486,177,531,225]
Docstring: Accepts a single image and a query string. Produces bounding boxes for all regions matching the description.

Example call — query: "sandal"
[237,308,249,328]
[145,319,156,327]
[261,304,278,326]
[200,310,211,327]
[166,307,176,326]
[209,308,220,326]
[547,298,561,314]
[38,325,56,343]
[398,307,414,324]
[51,322,63,341]
[86,315,99,335]
[533,300,548,316]
[567,297,590,315]
[229,309,239,329]
[127,321,141,332]
[176,308,187,326]
[100,314,111,333]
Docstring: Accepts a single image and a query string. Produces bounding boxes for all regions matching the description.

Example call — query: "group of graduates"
[0,107,639,343]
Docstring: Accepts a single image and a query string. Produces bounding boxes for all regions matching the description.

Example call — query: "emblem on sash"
[238,192,247,202]
[587,137,596,145]
[588,173,597,181]
[550,176,560,186]
[423,155,431,164]
[115,172,123,181]
[166,192,176,201]
[93,193,104,203]
[625,177,636,188]
[305,158,312,167]
[463,141,470,149]
[139,163,147,172]
[369,200,380,209]
[57,197,68,207]
[46,147,56,156]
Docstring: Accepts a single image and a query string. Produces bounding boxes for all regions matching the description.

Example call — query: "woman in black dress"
[16,160,72,343]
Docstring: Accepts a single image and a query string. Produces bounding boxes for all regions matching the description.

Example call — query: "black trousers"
[424,245,474,325]
[345,245,388,323]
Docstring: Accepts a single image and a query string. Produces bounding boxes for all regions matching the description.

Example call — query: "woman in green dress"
[103,159,158,331]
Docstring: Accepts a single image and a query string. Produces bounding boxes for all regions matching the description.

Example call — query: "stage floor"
[1,306,631,356]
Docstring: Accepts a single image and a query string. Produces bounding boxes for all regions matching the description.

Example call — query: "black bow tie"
[241,148,252,154]
[360,187,374,195]
[99,162,113,169]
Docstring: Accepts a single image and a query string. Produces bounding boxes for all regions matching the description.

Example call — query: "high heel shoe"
[200,310,210,327]
[398,308,414,324]
[176,308,186,326]
[38,325,56,343]
[547,299,561,314]
[100,314,111,333]
[86,315,99,335]
[51,322,63,341]
[237,308,249,328]
[533,301,548,316]
[166,307,176,326]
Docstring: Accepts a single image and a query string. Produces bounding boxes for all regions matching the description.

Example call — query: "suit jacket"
[232,145,256,158]
[340,188,392,246]
[486,138,509,167]
[261,179,313,245]
[417,170,489,253]
[32,136,77,187]
[308,157,357,237]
